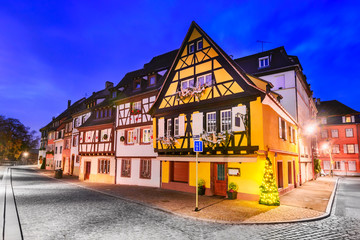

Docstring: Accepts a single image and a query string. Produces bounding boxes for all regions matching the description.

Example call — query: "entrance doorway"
[277,161,283,188]
[70,155,75,175]
[213,163,227,196]
[85,162,91,180]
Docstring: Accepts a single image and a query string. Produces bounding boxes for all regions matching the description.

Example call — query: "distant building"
[316,99,360,176]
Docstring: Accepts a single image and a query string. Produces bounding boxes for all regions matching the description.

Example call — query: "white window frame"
[127,130,135,144]
[345,128,354,137]
[220,109,232,132]
[331,129,338,138]
[166,119,172,137]
[321,130,328,139]
[259,56,269,68]
[197,73,212,87]
[206,112,216,133]
[347,144,355,154]
[332,144,340,154]
[189,43,195,54]
[197,40,203,50]
[143,129,151,143]
[132,101,141,112]
[174,117,179,137]
[181,78,194,90]
[334,161,341,170]
[348,161,356,171]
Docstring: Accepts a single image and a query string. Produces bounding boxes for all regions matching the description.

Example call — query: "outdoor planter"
[198,186,206,195]
[54,169,63,179]
[227,191,237,200]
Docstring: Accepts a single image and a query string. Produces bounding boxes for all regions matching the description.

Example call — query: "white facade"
[54,139,64,170]
[115,94,160,187]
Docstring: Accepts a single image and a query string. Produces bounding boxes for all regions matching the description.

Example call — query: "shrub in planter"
[198,179,206,195]
[40,158,46,169]
[227,182,238,200]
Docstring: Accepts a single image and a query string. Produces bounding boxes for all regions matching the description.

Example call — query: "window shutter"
[290,126,293,142]
[136,128,140,144]
[355,144,359,153]
[351,116,355,122]
[232,105,246,132]
[342,116,346,123]
[284,122,287,140]
[341,162,345,170]
[344,144,347,153]
[279,117,282,139]
[192,112,203,136]
[179,115,185,136]
[158,118,164,138]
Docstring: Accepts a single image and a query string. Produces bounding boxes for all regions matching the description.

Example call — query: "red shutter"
[172,162,189,183]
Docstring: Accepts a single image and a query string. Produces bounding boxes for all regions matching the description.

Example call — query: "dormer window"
[259,56,269,68]
[181,78,194,90]
[197,40,203,50]
[112,91,116,98]
[149,76,156,86]
[134,79,141,90]
[189,43,195,54]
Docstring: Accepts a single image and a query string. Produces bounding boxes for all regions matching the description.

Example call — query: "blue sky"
[1,0,360,137]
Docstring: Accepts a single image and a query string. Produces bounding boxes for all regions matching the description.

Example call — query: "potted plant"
[198,179,206,195]
[227,182,238,200]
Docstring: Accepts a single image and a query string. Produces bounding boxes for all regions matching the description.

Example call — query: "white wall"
[116,128,157,157]
[54,140,64,168]
[80,156,116,177]
[116,158,160,187]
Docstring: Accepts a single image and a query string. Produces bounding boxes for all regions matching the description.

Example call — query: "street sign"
[194,140,203,152]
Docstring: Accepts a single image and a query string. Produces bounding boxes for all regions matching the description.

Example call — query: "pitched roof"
[316,100,359,117]
[234,46,302,75]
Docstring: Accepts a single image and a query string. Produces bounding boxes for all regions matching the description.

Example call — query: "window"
[98,159,110,174]
[82,116,86,124]
[134,79,141,90]
[127,130,135,144]
[174,118,179,136]
[121,159,131,177]
[55,147,58,154]
[321,130,328,139]
[112,91,116,98]
[347,144,355,154]
[320,117,327,125]
[166,119,172,137]
[181,78,194,90]
[334,161,341,170]
[278,118,287,140]
[131,101,141,115]
[149,76,156,86]
[332,144,340,154]
[345,116,352,123]
[197,73,212,87]
[331,129,338,138]
[65,139,70,149]
[197,40,203,50]
[349,161,356,171]
[289,126,296,143]
[189,43,195,53]
[346,128,354,137]
[60,146,62,154]
[143,129,151,143]
[221,110,231,132]
[323,161,330,170]
[259,56,269,68]
[288,162,292,184]
[104,109,107,118]
[140,159,151,179]
[101,130,109,142]
[73,135,78,147]
[76,155,80,163]
[206,112,216,133]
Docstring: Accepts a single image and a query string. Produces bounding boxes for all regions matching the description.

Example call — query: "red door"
[213,163,227,196]
[85,162,91,180]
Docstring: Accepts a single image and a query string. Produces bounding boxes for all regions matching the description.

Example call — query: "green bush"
[40,159,46,169]
[228,182,238,192]
[314,158,321,174]
[198,179,205,188]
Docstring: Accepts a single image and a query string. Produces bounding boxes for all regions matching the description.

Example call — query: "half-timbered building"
[149,22,299,200]
[113,50,177,187]
[77,82,116,183]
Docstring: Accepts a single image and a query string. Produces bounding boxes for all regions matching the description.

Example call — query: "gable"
[152,22,264,114]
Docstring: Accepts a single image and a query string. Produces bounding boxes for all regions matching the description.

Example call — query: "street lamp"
[321,142,333,177]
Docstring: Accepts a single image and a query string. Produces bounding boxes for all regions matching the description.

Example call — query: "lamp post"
[23,151,29,165]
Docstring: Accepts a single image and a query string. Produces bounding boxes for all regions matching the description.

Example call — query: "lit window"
[174,118,179,136]
[127,130,135,144]
[197,73,212,87]
[331,129,338,138]
[346,128,354,137]
[189,43,195,53]
[143,129,151,143]
[346,116,351,123]
[197,40,203,50]
[259,56,270,68]
[149,76,156,85]
[121,159,131,177]
[347,144,355,153]
[221,110,231,132]
[181,78,194,90]
[206,112,216,133]
[140,159,151,179]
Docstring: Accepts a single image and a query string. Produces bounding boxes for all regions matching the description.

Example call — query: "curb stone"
[33,169,339,225]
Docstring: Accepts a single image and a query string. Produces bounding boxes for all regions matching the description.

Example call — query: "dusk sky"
[1,1,360,138]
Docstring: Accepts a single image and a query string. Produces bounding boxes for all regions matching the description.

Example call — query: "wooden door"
[85,162,91,180]
[213,163,227,196]
[171,161,189,183]
[277,161,283,188]
[70,155,75,175]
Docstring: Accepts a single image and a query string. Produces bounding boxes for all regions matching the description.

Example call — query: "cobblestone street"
[12,168,360,240]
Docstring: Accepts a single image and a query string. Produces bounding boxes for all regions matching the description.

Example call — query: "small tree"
[314,158,321,174]
[259,157,280,206]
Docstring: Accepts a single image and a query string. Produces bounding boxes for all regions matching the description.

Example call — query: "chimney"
[52,117,55,120]
[316,98,320,106]
[106,81,114,89]
[68,100,71,108]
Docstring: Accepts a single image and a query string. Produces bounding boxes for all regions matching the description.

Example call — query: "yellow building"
[149,22,299,201]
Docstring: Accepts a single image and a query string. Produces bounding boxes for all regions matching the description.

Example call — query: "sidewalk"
[34,168,336,224]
